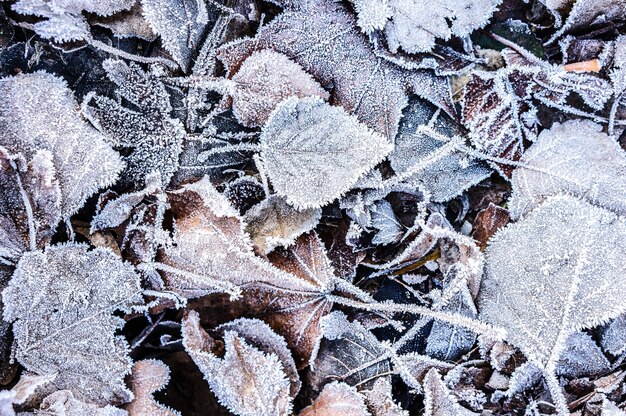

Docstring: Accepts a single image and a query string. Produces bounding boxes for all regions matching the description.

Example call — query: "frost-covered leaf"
[217,0,453,141]
[12,0,135,42]
[91,2,156,41]
[363,378,408,416]
[601,314,626,355]
[0,149,61,263]
[300,382,370,416]
[353,0,502,54]
[182,311,294,416]
[370,200,404,246]
[127,360,180,416]
[426,288,478,362]
[309,311,391,394]
[228,49,329,128]
[602,398,626,416]
[423,369,476,416]
[504,362,542,397]
[84,59,185,185]
[389,97,491,202]
[0,72,123,218]
[545,0,626,44]
[2,243,143,405]
[556,332,610,378]
[509,120,626,220]
[243,195,322,254]
[157,176,315,298]
[260,97,393,209]
[462,50,611,165]
[478,195,626,371]
[31,390,128,416]
[0,372,55,416]
[142,0,211,71]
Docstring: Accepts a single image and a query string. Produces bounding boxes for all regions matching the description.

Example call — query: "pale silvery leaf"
[244,195,322,254]
[556,332,610,378]
[182,311,294,416]
[300,382,369,416]
[509,120,626,220]
[142,0,210,71]
[602,314,626,355]
[353,0,502,53]
[12,0,135,42]
[0,72,124,218]
[602,398,626,416]
[84,60,185,185]
[423,369,476,416]
[217,0,453,141]
[229,49,330,128]
[364,378,409,416]
[370,200,404,245]
[2,243,143,405]
[478,195,626,372]
[260,97,394,209]
[389,97,491,202]
[504,362,542,397]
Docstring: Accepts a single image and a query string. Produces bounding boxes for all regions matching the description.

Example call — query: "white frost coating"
[509,120,626,220]
[0,72,124,219]
[2,243,143,406]
[260,97,394,210]
[12,0,135,42]
[183,312,293,416]
[479,195,626,371]
[142,0,209,71]
[353,0,502,53]
[423,369,476,416]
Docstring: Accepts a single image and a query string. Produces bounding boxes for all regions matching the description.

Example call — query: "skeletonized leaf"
[229,49,330,127]
[509,120,626,220]
[0,72,123,218]
[12,0,135,42]
[260,97,393,209]
[127,360,180,416]
[182,311,294,416]
[142,0,211,71]
[300,382,370,416]
[423,369,476,416]
[244,195,322,254]
[478,195,626,371]
[2,243,143,405]
[353,0,501,54]
[217,0,453,141]
[84,59,185,185]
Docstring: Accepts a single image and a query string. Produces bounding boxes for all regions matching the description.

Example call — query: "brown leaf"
[229,49,330,127]
[127,360,179,416]
[217,0,452,141]
[472,203,510,250]
[300,382,370,416]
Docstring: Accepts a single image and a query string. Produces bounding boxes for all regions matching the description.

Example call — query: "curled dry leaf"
[2,243,143,405]
[229,49,330,128]
[127,360,180,416]
[300,381,370,416]
[182,311,295,416]
[260,97,393,210]
[509,120,626,220]
[471,203,509,249]
[217,0,453,141]
[244,195,322,254]
[0,72,123,218]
